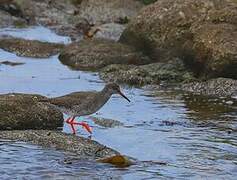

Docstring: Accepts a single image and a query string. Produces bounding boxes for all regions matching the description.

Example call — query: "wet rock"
[120,0,237,79]
[0,37,64,58]
[0,93,63,130]
[182,93,237,124]
[0,130,119,159]
[97,154,134,167]
[100,58,195,86]
[0,60,25,66]
[78,0,144,25]
[93,23,126,41]
[90,116,124,128]
[182,78,237,97]
[59,39,151,71]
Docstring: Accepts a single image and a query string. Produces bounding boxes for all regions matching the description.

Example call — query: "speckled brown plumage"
[40,83,130,134]
[41,83,130,117]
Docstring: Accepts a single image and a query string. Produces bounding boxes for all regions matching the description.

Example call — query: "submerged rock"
[97,154,134,167]
[0,60,25,66]
[59,39,151,71]
[0,37,64,58]
[0,130,119,159]
[182,93,237,124]
[0,93,63,130]
[90,116,124,128]
[100,58,195,86]
[120,0,237,79]
[182,78,237,97]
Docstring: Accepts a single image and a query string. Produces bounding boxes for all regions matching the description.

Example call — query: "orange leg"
[65,116,92,134]
[73,122,92,134]
[65,117,72,124]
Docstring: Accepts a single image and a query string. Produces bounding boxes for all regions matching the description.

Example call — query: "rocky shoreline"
[0,0,236,160]
[0,1,236,92]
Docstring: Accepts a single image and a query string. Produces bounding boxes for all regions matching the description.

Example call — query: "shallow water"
[0,27,237,179]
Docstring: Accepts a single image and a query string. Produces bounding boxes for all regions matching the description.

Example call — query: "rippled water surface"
[0,27,237,179]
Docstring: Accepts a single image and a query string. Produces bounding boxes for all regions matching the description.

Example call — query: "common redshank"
[41,83,130,134]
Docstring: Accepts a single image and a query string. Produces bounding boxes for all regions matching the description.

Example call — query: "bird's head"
[105,83,130,102]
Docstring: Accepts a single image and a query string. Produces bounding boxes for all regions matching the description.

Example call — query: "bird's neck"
[98,87,113,104]
[101,87,113,97]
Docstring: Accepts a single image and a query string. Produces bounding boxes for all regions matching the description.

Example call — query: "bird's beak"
[118,90,130,102]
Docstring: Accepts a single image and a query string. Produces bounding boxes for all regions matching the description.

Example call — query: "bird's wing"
[47,91,96,109]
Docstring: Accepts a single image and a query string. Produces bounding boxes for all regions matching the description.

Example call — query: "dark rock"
[139,0,157,5]
[0,37,64,58]
[182,78,237,97]
[120,0,237,79]
[0,130,119,159]
[90,116,124,128]
[182,93,237,124]
[0,93,63,130]
[100,58,195,86]
[0,60,25,66]
[59,39,151,71]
